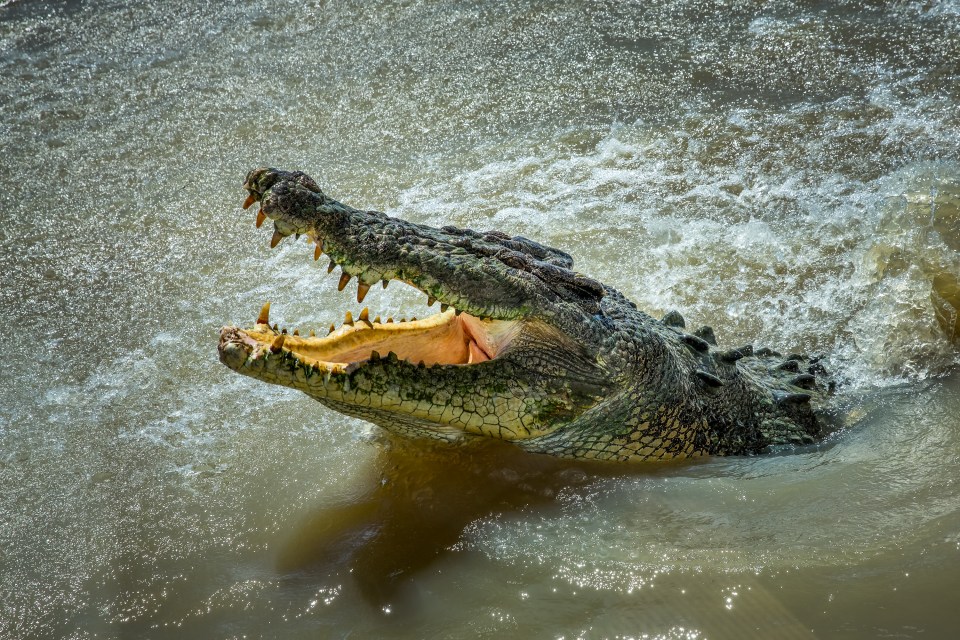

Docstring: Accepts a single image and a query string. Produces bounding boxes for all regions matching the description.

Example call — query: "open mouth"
[221,185,523,376]
[227,302,522,375]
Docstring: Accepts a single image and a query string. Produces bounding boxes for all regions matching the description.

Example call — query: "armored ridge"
[219,168,833,462]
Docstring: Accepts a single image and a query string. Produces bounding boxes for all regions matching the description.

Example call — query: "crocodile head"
[220,168,831,461]
[219,168,617,446]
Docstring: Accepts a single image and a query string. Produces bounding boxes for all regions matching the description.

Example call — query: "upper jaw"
[240,167,608,326]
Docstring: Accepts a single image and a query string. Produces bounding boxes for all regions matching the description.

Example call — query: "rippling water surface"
[2,1,959,638]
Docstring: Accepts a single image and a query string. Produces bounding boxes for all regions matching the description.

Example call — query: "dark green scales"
[219,168,833,462]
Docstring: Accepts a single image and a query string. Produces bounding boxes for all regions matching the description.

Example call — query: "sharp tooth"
[256,301,271,325]
[270,334,286,353]
[410,317,417,322]
[338,273,351,291]
[328,323,335,334]
[382,280,389,289]
[309,329,316,337]
[358,307,370,323]
[256,209,267,228]
[386,317,394,323]
[314,245,322,261]
[295,233,301,240]
[272,323,279,331]
[427,295,436,306]
[281,328,288,335]
[243,193,257,209]
[344,311,354,325]
[270,230,283,248]
[357,282,370,303]
[369,350,381,362]
[440,304,448,313]
[293,329,300,336]
[328,261,336,274]
[374,315,381,324]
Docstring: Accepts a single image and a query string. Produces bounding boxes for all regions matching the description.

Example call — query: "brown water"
[2,1,959,638]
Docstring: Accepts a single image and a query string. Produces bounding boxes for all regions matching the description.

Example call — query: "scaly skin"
[219,168,833,462]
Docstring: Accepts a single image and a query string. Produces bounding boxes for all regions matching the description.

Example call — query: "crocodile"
[219,167,834,462]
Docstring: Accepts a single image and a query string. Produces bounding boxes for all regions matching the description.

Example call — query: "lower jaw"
[225,305,521,374]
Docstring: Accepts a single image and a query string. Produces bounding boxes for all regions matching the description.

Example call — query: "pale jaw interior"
[245,309,522,370]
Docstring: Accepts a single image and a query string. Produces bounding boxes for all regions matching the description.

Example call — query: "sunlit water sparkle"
[2,1,959,638]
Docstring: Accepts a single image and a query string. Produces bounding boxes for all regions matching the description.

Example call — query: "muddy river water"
[2,1,959,638]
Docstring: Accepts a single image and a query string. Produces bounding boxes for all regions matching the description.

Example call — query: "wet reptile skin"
[219,168,833,462]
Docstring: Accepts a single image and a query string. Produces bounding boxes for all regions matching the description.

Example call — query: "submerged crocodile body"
[219,168,833,462]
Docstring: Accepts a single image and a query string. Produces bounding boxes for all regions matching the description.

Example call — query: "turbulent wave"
[397,125,960,387]
[1,0,959,637]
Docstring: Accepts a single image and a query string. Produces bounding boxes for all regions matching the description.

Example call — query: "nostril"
[218,329,253,370]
